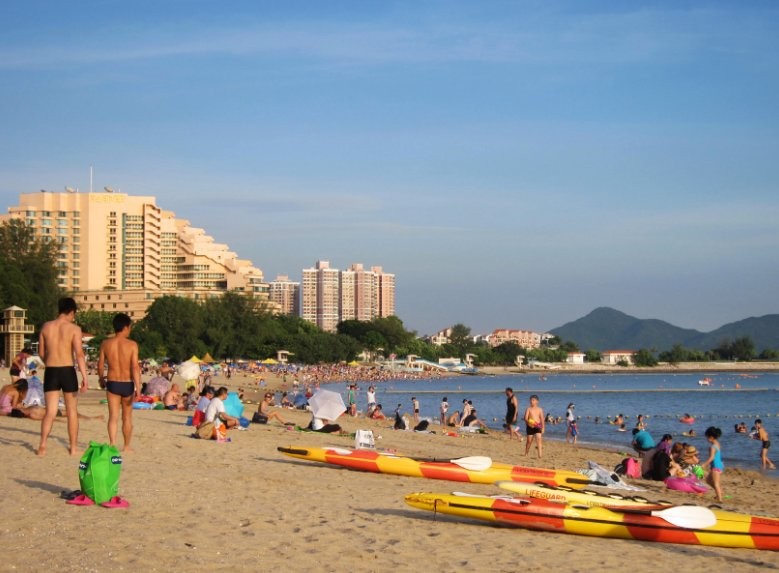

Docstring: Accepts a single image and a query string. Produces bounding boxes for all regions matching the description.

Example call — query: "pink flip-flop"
[66,494,95,506]
[100,496,130,509]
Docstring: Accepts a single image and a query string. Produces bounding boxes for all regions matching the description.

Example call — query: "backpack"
[614,457,641,479]
[78,442,122,504]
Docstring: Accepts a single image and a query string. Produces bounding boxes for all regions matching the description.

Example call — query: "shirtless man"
[97,313,141,452]
[37,297,89,456]
[755,419,776,470]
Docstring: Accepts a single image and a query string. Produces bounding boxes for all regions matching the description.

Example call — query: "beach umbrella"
[145,376,170,398]
[307,389,346,421]
[224,392,244,418]
[261,358,278,365]
[178,360,201,381]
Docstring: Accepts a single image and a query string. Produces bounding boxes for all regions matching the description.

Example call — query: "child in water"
[701,426,724,503]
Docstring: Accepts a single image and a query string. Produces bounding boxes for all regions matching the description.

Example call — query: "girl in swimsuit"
[0,380,28,415]
[702,426,724,502]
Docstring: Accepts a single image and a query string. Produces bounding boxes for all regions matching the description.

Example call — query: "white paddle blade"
[612,504,717,529]
[651,506,717,529]
[450,456,492,471]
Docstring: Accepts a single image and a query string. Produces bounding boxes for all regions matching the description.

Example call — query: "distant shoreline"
[478,361,779,376]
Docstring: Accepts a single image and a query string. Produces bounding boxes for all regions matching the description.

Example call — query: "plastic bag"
[78,442,122,504]
[355,429,375,449]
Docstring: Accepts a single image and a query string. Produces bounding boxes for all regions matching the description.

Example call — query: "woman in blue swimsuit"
[702,426,724,503]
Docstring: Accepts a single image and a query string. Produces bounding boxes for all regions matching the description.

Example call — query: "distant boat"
[698,377,712,387]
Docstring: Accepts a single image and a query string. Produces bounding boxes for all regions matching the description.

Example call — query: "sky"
[1,0,778,336]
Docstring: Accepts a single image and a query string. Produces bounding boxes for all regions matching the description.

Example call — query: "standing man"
[97,313,141,453]
[504,388,520,439]
[37,297,89,456]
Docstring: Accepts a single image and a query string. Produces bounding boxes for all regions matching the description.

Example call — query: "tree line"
[1,219,776,365]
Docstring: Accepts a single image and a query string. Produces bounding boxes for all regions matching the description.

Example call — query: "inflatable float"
[665,476,709,494]
[277,446,597,488]
[404,491,779,551]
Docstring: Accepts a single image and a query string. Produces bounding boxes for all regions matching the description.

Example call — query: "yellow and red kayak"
[404,492,779,551]
[277,446,594,488]
[495,481,670,508]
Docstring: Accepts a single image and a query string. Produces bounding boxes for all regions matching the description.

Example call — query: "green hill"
[550,307,779,352]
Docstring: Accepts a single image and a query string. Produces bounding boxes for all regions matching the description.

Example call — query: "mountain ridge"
[549,307,779,352]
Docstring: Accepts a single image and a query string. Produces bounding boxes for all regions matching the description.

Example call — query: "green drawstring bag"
[78,442,122,504]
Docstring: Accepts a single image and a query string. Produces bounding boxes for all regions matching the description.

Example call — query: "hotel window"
[42,211,51,217]
[42,218,52,226]
[72,228,79,235]
[26,210,36,217]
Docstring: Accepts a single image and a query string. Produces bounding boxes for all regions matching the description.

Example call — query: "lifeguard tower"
[0,306,35,366]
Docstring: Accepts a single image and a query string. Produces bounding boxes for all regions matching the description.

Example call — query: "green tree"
[0,219,63,330]
[448,323,473,358]
[584,349,601,363]
[760,348,779,360]
[134,295,206,361]
[492,342,523,366]
[633,348,658,367]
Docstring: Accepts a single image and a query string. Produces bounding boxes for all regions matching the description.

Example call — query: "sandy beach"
[2,371,778,572]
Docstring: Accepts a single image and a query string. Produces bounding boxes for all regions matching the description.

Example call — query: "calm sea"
[346,371,779,472]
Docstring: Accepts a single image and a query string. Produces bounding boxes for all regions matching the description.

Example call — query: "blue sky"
[1,1,778,335]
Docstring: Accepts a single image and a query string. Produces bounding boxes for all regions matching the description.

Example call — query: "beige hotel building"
[2,190,270,319]
[301,260,395,332]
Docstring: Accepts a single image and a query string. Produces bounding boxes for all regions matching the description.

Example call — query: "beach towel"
[78,442,122,504]
[580,461,644,491]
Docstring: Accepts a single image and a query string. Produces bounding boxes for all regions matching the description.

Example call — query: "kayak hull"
[277,446,592,488]
[489,484,779,551]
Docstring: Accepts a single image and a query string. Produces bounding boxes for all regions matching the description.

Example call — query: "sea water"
[361,371,779,472]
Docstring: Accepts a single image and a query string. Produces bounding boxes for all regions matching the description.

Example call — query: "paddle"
[410,455,492,471]
[324,447,493,471]
[444,456,492,471]
[604,504,716,529]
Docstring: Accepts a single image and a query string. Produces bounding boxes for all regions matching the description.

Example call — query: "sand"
[1,372,778,572]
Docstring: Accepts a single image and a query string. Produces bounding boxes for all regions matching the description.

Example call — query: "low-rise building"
[601,350,636,365]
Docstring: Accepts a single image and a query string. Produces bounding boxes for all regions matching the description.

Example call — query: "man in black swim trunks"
[98,313,141,452]
[37,297,89,456]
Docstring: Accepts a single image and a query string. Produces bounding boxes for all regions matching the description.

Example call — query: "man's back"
[101,336,138,381]
[40,317,81,366]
